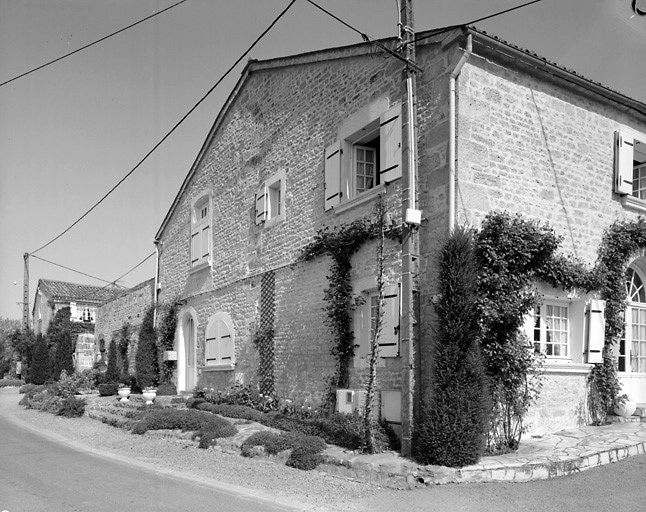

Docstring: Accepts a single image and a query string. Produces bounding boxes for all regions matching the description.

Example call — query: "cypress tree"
[415,227,490,467]
[105,338,119,383]
[31,334,50,385]
[135,306,158,389]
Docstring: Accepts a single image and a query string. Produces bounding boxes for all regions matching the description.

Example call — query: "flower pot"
[117,387,131,402]
[613,399,637,418]
[142,389,157,404]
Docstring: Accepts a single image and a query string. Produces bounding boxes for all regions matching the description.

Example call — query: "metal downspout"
[448,34,472,232]
[153,240,160,325]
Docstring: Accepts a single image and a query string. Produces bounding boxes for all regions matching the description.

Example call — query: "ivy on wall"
[254,271,276,395]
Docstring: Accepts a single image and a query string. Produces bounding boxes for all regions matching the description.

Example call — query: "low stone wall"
[524,366,591,436]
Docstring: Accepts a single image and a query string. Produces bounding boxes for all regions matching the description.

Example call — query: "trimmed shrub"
[135,307,158,389]
[131,408,238,436]
[19,383,41,394]
[286,446,325,471]
[415,227,490,467]
[98,383,119,396]
[56,396,86,417]
[157,383,177,396]
[0,379,24,388]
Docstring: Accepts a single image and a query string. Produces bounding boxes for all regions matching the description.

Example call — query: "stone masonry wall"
[95,279,154,372]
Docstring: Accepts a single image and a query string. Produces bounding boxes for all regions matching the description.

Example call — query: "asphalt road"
[0,407,299,512]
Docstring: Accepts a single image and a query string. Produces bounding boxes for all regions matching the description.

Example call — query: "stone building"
[31,279,120,336]
[94,278,155,372]
[153,25,646,443]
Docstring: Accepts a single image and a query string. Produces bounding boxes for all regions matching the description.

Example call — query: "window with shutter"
[190,192,212,268]
[255,170,286,226]
[205,312,235,368]
[323,102,401,210]
[527,301,570,359]
[614,129,646,199]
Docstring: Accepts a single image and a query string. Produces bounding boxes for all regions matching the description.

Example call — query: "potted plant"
[117,383,131,402]
[142,387,157,404]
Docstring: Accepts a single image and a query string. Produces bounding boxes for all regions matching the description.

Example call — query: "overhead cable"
[29,0,297,255]
[0,0,189,88]
[29,254,128,287]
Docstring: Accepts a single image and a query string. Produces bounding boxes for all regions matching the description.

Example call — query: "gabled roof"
[35,279,122,305]
[153,25,646,241]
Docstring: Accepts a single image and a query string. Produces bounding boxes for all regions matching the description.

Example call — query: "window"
[69,302,95,323]
[191,192,211,267]
[324,103,401,210]
[255,170,286,226]
[531,302,570,358]
[614,130,646,199]
[621,267,646,373]
[204,312,235,368]
[354,285,400,365]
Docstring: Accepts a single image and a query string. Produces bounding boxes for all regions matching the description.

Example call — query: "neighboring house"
[94,278,155,372]
[153,25,646,442]
[31,279,121,336]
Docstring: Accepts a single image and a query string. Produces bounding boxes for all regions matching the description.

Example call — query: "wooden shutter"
[201,225,210,260]
[255,183,267,225]
[614,130,634,195]
[324,141,342,210]
[191,230,200,264]
[69,302,77,321]
[379,104,402,184]
[218,320,233,364]
[585,299,605,364]
[205,320,218,365]
[378,286,400,357]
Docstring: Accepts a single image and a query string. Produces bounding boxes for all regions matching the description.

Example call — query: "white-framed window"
[324,102,401,210]
[621,267,646,373]
[255,170,286,226]
[204,312,235,368]
[191,191,212,268]
[530,301,570,359]
[354,284,400,365]
[69,302,95,323]
[614,129,646,199]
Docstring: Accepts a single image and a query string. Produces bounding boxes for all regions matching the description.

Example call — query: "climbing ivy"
[157,301,178,385]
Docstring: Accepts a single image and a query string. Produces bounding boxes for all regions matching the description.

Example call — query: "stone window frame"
[324,97,402,212]
[614,127,646,213]
[254,169,286,228]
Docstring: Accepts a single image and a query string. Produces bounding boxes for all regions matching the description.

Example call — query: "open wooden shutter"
[615,130,634,195]
[324,141,342,210]
[255,183,267,224]
[380,104,402,184]
[585,299,605,364]
[191,229,200,264]
[218,320,233,364]
[205,321,218,365]
[378,286,400,357]
[201,225,210,260]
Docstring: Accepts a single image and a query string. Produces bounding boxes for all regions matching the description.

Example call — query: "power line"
[29,0,297,256]
[29,254,128,287]
[412,0,545,44]
[0,0,189,88]
[73,251,156,303]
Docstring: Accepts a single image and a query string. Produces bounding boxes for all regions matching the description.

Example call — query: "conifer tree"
[135,306,158,389]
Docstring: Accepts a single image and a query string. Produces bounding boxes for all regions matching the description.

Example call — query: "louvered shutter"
[380,104,402,184]
[585,299,605,364]
[255,183,267,225]
[614,130,634,195]
[378,286,400,357]
[324,141,342,210]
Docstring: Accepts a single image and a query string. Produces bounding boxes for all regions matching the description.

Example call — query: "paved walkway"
[321,420,646,487]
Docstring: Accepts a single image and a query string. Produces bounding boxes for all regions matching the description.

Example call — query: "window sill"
[543,361,593,375]
[200,364,235,372]
[334,185,386,215]
[621,195,646,214]
[261,216,284,229]
[189,260,211,275]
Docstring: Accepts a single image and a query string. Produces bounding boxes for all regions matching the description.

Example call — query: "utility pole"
[23,252,30,330]
[399,0,419,457]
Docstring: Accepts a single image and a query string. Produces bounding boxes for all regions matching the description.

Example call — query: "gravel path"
[0,389,396,511]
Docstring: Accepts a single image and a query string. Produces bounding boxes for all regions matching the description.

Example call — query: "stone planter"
[613,399,637,418]
[117,387,131,402]
[142,389,157,405]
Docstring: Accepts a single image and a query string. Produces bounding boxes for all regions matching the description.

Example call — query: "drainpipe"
[153,240,160,325]
[448,33,472,232]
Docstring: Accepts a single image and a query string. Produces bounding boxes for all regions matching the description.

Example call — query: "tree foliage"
[0,318,21,377]
[47,307,74,380]
[135,306,158,389]
[105,338,119,384]
[415,227,490,466]
[31,334,50,385]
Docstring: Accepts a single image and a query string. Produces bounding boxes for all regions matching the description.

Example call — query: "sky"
[1,0,645,321]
